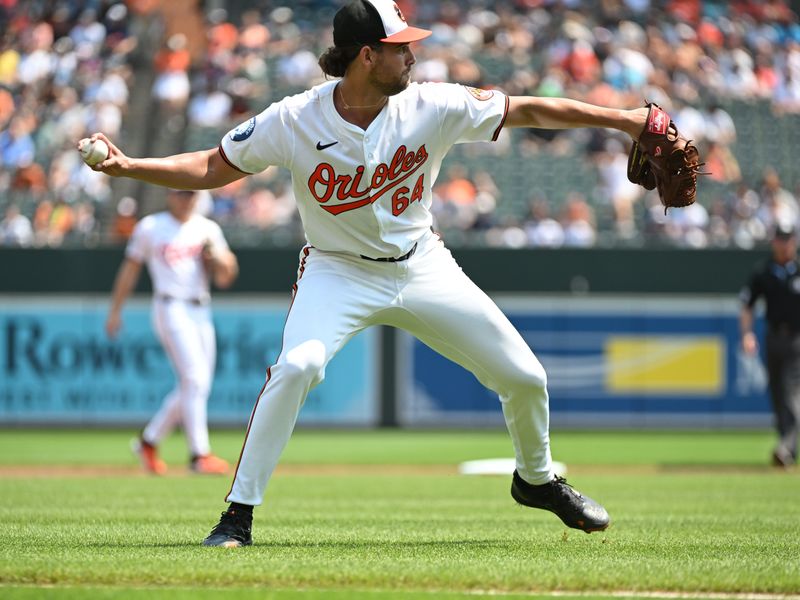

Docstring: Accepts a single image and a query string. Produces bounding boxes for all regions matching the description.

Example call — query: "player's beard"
[369,64,411,97]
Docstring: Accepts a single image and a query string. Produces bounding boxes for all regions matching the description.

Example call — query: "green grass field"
[1,429,798,600]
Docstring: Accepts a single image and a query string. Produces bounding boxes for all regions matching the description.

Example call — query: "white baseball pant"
[226,230,553,505]
[144,298,216,457]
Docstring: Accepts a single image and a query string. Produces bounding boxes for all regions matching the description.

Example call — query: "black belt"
[360,243,417,263]
[157,294,208,306]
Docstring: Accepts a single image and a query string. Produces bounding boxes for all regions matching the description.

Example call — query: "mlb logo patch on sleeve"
[230,118,256,142]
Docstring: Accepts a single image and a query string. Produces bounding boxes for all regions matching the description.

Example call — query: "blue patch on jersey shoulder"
[230,117,256,142]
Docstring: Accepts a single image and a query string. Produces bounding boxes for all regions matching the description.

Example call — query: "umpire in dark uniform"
[740,223,800,468]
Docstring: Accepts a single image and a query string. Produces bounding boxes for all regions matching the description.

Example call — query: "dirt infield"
[0,463,459,478]
[0,462,782,478]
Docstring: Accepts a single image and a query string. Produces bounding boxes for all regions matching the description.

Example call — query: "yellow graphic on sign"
[605,336,724,395]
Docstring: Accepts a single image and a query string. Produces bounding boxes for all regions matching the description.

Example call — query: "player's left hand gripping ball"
[627,103,708,212]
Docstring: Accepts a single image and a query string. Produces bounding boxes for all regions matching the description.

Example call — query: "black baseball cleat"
[511,470,610,533]
[202,509,253,547]
[771,448,794,469]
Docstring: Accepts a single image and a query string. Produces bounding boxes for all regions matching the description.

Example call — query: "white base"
[458,458,567,477]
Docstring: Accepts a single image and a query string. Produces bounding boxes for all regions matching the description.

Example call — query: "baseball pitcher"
[84,0,693,546]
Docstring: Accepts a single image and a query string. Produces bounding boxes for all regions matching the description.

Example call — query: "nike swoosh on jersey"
[316,140,339,151]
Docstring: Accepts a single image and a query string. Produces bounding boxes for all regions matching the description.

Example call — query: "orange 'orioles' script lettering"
[308,144,428,216]
[159,242,203,266]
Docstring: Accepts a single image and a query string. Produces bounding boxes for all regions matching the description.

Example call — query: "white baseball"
[79,138,109,166]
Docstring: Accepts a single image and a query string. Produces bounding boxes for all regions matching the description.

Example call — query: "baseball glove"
[627,102,706,212]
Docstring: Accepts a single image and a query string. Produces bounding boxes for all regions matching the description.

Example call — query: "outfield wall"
[0,294,771,429]
[0,246,768,294]
[0,247,772,428]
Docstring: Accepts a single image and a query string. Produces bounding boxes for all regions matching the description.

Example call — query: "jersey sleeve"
[219,101,292,174]
[125,219,150,263]
[427,83,509,146]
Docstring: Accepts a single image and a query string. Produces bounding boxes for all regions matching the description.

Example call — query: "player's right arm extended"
[82,133,247,190]
[106,258,143,338]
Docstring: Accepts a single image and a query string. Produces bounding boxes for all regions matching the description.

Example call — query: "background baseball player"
[105,188,239,475]
[85,0,655,545]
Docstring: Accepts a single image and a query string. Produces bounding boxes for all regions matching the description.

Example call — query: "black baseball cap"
[333,0,432,47]
[774,223,796,239]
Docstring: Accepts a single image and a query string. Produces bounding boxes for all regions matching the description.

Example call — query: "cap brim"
[381,27,432,44]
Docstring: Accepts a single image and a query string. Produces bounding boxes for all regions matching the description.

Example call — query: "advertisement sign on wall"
[0,297,378,426]
[400,296,771,427]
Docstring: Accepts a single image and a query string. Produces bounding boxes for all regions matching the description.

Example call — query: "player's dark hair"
[318,44,381,78]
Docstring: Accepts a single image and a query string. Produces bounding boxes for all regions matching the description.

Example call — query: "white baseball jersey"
[219,80,508,258]
[126,212,229,300]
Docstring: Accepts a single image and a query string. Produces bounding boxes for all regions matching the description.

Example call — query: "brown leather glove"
[627,103,707,213]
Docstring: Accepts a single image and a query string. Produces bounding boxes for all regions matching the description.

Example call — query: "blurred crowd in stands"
[1,0,800,249]
[0,0,137,247]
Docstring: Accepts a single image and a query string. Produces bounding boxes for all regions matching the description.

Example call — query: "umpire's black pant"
[765,328,800,463]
